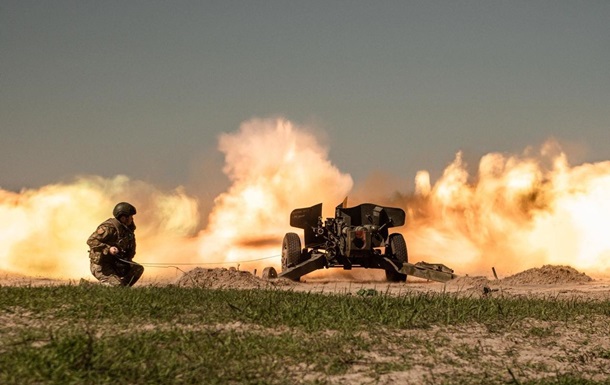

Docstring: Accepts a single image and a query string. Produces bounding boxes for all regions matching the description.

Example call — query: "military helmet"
[113,202,137,219]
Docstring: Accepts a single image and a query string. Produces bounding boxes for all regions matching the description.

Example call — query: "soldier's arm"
[87,224,116,256]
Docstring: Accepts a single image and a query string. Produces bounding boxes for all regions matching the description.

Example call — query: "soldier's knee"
[121,264,144,287]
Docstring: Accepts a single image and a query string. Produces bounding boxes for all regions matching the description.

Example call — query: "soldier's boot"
[102,275,123,287]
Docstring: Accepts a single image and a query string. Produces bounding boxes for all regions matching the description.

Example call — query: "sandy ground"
[2,264,609,301]
[297,274,610,301]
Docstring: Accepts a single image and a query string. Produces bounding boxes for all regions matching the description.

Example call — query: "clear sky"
[1,1,609,194]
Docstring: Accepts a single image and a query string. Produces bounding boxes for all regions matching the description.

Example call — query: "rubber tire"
[281,232,302,271]
[385,233,408,282]
[262,266,277,279]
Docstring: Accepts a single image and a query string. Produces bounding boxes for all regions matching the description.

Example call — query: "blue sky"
[1,1,609,195]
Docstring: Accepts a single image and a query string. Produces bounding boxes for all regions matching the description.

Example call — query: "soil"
[1,264,609,300]
[172,266,297,289]
[158,264,610,302]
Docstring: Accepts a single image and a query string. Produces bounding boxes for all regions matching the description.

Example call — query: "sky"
[2,0,609,196]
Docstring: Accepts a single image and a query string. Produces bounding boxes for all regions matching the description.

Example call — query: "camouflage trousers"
[90,259,144,287]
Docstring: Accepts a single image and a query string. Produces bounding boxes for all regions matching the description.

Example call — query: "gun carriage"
[264,201,455,283]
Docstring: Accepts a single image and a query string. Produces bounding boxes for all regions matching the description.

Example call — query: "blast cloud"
[0,175,199,278]
[196,118,353,269]
[400,142,610,276]
[1,118,609,280]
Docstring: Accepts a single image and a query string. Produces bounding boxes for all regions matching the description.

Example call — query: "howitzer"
[263,201,456,283]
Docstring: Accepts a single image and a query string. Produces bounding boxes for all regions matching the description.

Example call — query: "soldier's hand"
[109,246,119,255]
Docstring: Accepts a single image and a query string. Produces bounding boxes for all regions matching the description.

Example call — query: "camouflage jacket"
[87,218,136,264]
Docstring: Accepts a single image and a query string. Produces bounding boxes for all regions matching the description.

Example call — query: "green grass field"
[1,285,609,385]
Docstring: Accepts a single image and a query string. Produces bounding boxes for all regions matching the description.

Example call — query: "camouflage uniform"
[87,218,144,286]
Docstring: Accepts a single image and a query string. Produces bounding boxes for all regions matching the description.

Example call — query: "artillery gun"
[263,201,455,283]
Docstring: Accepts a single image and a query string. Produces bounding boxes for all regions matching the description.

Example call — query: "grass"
[1,285,609,384]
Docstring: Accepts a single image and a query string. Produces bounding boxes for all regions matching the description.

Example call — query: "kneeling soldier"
[87,202,144,286]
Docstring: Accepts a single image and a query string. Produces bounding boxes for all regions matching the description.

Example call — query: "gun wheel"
[385,233,408,282]
[281,232,302,271]
[262,266,277,280]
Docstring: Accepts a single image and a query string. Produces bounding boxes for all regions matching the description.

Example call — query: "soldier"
[87,202,144,286]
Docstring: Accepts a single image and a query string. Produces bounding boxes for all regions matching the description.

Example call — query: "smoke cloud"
[196,118,353,270]
[399,141,610,276]
[0,175,199,278]
[1,118,609,281]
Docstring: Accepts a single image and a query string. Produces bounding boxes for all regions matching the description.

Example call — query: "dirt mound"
[173,267,294,289]
[442,265,594,295]
[445,275,491,289]
[501,265,593,285]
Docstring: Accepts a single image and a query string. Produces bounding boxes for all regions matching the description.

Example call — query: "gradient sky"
[2,1,609,195]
